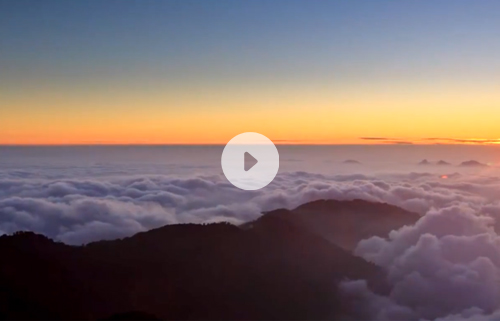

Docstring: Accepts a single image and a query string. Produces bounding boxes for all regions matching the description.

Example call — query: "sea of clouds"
[2,146,500,320]
[333,170,500,321]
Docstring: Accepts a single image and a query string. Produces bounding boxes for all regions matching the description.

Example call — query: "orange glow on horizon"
[2,79,500,145]
[2,137,500,146]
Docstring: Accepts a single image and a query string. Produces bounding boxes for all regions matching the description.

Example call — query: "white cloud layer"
[343,187,500,320]
[1,168,496,245]
[3,155,500,320]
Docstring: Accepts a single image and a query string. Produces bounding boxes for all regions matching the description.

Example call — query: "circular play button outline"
[221,132,279,190]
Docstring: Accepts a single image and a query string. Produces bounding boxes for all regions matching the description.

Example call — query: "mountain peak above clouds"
[255,199,420,251]
[437,160,451,165]
[460,160,489,167]
[343,159,362,164]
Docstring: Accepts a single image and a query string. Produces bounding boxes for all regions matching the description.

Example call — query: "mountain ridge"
[0,199,418,320]
[253,198,420,251]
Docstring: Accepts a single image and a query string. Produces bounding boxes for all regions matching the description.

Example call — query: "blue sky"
[1,0,500,144]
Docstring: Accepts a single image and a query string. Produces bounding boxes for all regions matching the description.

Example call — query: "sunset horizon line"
[2,141,500,147]
[2,136,500,146]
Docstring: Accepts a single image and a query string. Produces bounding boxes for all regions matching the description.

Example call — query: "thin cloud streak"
[360,137,500,145]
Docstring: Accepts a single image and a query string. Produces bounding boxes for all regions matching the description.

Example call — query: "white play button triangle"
[244,152,258,171]
[221,132,280,190]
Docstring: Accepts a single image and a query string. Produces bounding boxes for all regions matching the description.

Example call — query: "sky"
[1,0,500,145]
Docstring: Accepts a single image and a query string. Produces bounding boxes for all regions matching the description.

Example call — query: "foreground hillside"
[0,199,418,320]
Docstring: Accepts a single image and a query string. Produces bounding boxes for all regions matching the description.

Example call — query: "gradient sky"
[1,0,500,144]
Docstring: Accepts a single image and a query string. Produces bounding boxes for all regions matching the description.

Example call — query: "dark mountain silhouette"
[0,199,417,320]
[460,160,488,167]
[343,159,361,164]
[418,160,453,166]
[250,199,420,251]
[418,159,451,166]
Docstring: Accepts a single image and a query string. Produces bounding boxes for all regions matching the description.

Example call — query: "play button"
[244,152,258,171]
[221,132,279,190]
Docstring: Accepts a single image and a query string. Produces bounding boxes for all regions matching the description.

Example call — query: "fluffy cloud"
[0,166,499,246]
[348,204,500,320]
